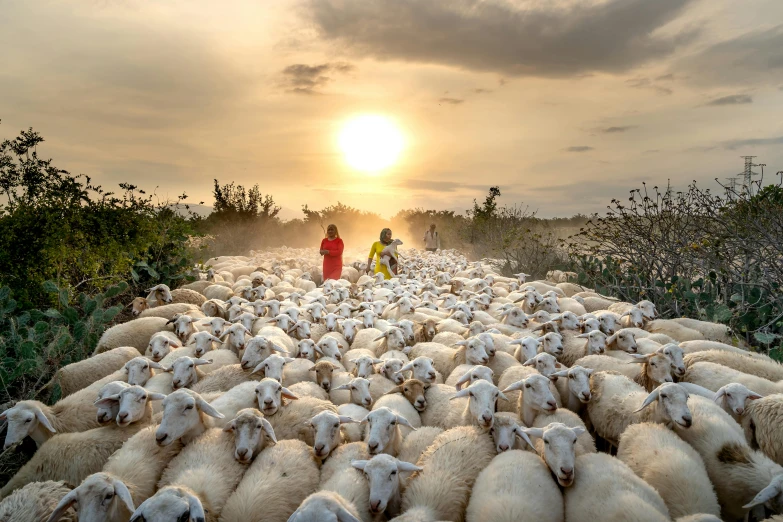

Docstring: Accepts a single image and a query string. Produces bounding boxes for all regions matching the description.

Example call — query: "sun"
[338,115,404,173]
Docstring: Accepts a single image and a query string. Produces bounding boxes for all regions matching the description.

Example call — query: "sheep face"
[170,315,198,342]
[114,385,164,426]
[130,297,149,316]
[714,383,763,416]
[309,411,355,459]
[283,306,300,321]
[743,474,783,514]
[556,311,580,330]
[523,422,584,487]
[557,366,593,403]
[639,383,692,428]
[456,338,489,365]
[511,336,540,363]
[296,339,316,361]
[538,296,560,314]
[124,357,160,386]
[288,491,363,522]
[578,330,607,356]
[222,323,251,355]
[659,343,686,377]
[340,319,360,344]
[324,313,341,332]
[608,330,637,353]
[396,320,416,345]
[351,355,381,379]
[168,357,210,390]
[311,361,338,391]
[49,472,135,522]
[362,407,414,455]
[358,310,377,329]
[580,317,601,333]
[622,307,646,328]
[187,331,221,358]
[503,375,558,414]
[490,415,518,453]
[391,379,428,412]
[637,300,657,320]
[130,486,205,522]
[475,333,496,357]
[252,353,292,383]
[95,381,131,423]
[224,409,276,463]
[1,402,55,449]
[596,312,620,335]
[453,380,507,429]
[352,455,421,515]
[316,337,343,361]
[254,378,298,416]
[539,333,564,357]
[147,334,179,362]
[241,336,287,370]
[380,359,405,385]
[523,353,561,378]
[401,357,436,384]
[631,353,673,385]
[335,377,373,408]
[155,390,223,446]
[455,365,494,391]
[288,319,312,340]
[502,307,529,328]
[335,303,354,319]
[201,300,225,319]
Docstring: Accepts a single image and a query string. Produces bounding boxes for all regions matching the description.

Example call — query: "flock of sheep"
[1,246,783,522]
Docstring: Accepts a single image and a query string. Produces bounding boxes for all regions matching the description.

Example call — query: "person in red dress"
[320,223,344,282]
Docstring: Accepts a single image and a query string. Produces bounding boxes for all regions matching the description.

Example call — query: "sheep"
[580,296,618,313]
[204,284,235,301]
[93,317,172,355]
[564,453,671,522]
[45,472,136,522]
[308,359,344,393]
[679,340,773,361]
[711,382,764,424]
[672,395,783,521]
[617,422,721,519]
[645,319,705,342]
[399,356,439,384]
[220,439,319,522]
[375,379,426,421]
[309,410,357,460]
[683,361,783,396]
[352,454,422,519]
[137,302,201,320]
[575,352,673,392]
[0,386,160,499]
[318,442,372,522]
[670,317,733,344]
[413,318,438,343]
[288,491,363,522]
[95,380,132,423]
[154,388,226,447]
[559,330,607,367]
[331,376,374,408]
[465,449,564,522]
[362,406,416,457]
[188,363,260,395]
[47,346,139,398]
[586,373,693,447]
[499,371,559,427]
[201,299,228,319]
[446,364,494,389]
[255,378,337,445]
[685,350,783,382]
[222,408,277,463]
[408,339,489,378]
[739,394,783,466]
[128,486,209,522]
[1,384,109,449]
[396,426,495,522]
[0,481,77,522]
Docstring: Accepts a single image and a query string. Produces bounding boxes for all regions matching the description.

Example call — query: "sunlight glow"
[338,115,404,173]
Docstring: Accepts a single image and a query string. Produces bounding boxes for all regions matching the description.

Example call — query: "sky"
[1,0,782,220]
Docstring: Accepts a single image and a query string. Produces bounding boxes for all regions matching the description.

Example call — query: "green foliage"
[0,281,126,404]
[0,124,198,309]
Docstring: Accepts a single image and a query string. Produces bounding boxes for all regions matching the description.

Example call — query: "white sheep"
[49,346,139,398]
[254,378,337,446]
[319,442,372,522]
[94,317,172,355]
[685,349,783,382]
[618,422,721,519]
[550,365,594,414]
[575,352,673,392]
[465,449,564,522]
[0,480,77,522]
[397,426,495,522]
[221,439,320,522]
[446,364,494,390]
[362,407,416,457]
[559,330,607,367]
[738,394,783,466]
[498,369,559,427]
[352,454,422,518]
[683,361,783,396]
[288,491,363,522]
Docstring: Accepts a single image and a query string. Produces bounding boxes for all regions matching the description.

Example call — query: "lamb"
[93,316,171,355]
[0,481,77,522]
[564,453,671,522]
[712,382,763,424]
[465,449,564,522]
[378,240,403,276]
[575,352,673,392]
[395,426,495,522]
[685,350,783,382]
[0,386,160,499]
[47,346,139,397]
[672,395,783,521]
[221,439,320,522]
[288,491,363,522]
[559,330,607,367]
[254,378,337,445]
[399,356,439,384]
[617,422,721,519]
[586,373,693,447]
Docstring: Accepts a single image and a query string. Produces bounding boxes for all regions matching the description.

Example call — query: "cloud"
[473,88,491,94]
[439,97,464,105]
[656,73,675,81]
[396,179,488,192]
[626,77,674,95]
[306,0,698,78]
[675,25,783,86]
[600,126,636,133]
[705,94,753,106]
[721,136,783,150]
[281,62,355,94]
[566,146,594,152]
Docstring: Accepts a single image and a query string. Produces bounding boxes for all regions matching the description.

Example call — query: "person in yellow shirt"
[366,228,396,279]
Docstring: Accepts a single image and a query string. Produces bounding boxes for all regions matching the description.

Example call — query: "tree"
[212,179,280,221]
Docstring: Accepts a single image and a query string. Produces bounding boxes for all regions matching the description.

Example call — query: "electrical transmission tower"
[724,176,741,200]
[738,156,760,196]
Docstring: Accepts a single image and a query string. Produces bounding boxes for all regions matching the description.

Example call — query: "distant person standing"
[367,227,396,279]
[320,224,344,281]
[423,223,440,252]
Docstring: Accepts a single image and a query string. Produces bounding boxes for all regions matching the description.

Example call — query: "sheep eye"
[404,388,409,393]
[544,440,549,445]
[105,492,114,500]
[569,375,574,380]
[726,393,732,398]
[25,418,31,423]
[185,405,193,410]
[660,394,667,399]
[391,470,397,475]
[525,384,531,389]
[333,423,339,428]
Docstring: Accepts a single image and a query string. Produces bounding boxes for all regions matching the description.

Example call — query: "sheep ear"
[627,353,650,364]
[372,358,383,364]
[451,388,471,399]
[259,418,277,443]
[397,461,423,472]
[193,358,212,366]
[270,343,289,354]
[385,385,403,395]
[147,392,166,401]
[35,409,57,433]
[571,426,586,437]
[94,394,121,407]
[454,372,472,391]
[501,381,524,394]
[514,427,534,449]
[395,414,416,430]
[47,490,77,522]
[606,333,618,344]
[634,389,660,413]
[498,391,509,402]
[195,397,225,419]
[522,357,536,367]
[147,360,165,370]
[112,478,135,514]
[250,363,266,375]
[185,493,206,522]
[335,506,363,522]
[332,384,351,391]
[281,387,299,400]
[351,459,369,471]
[399,362,414,373]
[713,386,727,404]
[313,345,324,355]
[454,340,468,347]
[339,415,358,425]
[308,366,317,372]
[743,479,783,509]
[576,333,589,338]
[747,391,764,400]
[162,365,173,373]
